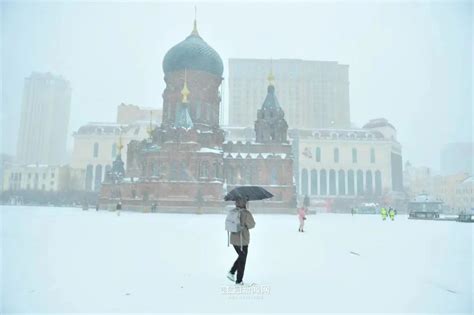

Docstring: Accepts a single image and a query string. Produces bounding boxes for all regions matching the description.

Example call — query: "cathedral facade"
[99,21,296,212]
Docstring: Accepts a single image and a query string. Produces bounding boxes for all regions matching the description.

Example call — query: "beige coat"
[230,208,256,246]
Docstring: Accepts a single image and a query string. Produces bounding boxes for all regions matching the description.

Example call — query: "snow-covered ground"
[1,206,472,313]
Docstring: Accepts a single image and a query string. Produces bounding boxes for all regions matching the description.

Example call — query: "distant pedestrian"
[116,201,122,216]
[96,204,99,211]
[298,206,307,232]
[389,207,395,221]
[381,207,387,221]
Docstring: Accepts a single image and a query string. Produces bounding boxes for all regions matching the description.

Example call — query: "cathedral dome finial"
[191,6,199,36]
[181,69,190,103]
[267,59,275,86]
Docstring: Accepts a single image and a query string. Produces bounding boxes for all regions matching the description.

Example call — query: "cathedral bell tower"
[255,71,289,143]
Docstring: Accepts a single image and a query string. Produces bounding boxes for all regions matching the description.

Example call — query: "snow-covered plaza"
[1,206,472,313]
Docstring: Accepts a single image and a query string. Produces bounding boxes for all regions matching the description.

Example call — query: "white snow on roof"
[224,152,287,159]
[198,148,223,154]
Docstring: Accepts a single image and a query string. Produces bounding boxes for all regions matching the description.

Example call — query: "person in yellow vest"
[380,207,387,220]
[389,207,395,221]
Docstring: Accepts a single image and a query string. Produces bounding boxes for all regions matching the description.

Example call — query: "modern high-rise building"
[16,72,72,165]
[440,142,473,176]
[228,59,350,129]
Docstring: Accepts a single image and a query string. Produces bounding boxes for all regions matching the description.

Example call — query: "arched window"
[320,169,327,195]
[93,142,99,158]
[200,161,209,178]
[352,148,357,163]
[310,169,318,195]
[85,165,93,191]
[347,170,355,195]
[154,162,160,176]
[215,162,221,179]
[170,161,178,180]
[111,143,117,158]
[370,148,375,163]
[329,169,336,195]
[227,166,234,184]
[179,161,188,180]
[94,164,102,191]
[334,148,339,163]
[357,170,364,195]
[338,170,346,195]
[271,167,278,185]
[196,103,201,120]
[366,170,373,195]
[301,169,308,195]
[315,147,321,162]
[375,170,382,195]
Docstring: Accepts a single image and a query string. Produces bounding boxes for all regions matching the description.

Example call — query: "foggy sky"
[1,1,472,171]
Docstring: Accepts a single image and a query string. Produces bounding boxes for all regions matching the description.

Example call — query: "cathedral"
[99,19,296,212]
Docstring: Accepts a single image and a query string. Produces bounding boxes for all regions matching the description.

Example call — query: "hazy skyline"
[1,1,472,171]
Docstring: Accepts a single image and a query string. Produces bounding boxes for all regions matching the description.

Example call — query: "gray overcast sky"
[1,0,472,170]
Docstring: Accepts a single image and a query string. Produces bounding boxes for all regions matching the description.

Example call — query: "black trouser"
[230,245,248,283]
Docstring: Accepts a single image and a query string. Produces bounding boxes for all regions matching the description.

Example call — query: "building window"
[375,170,382,196]
[320,169,327,195]
[43,173,46,180]
[170,161,178,180]
[357,170,364,195]
[310,169,318,195]
[347,170,355,195]
[93,143,99,158]
[329,169,336,195]
[365,170,373,195]
[94,164,103,191]
[370,148,375,163]
[352,148,357,163]
[338,170,346,195]
[200,161,209,179]
[315,147,321,162]
[112,143,117,158]
[301,169,308,195]
[334,148,339,163]
[51,172,55,178]
[85,165,93,191]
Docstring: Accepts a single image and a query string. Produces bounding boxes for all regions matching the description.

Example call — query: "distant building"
[71,121,156,191]
[404,162,470,211]
[404,163,433,197]
[291,118,404,209]
[455,176,473,211]
[432,172,470,210]
[16,72,72,165]
[228,58,350,129]
[2,164,83,192]
[117,103,162,125]
[0,154,14,191]
[440,142,473,175]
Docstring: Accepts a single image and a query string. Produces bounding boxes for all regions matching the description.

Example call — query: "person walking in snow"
[298,206,307,232]
[380,207,387,221]
[116,201,122,216]
[227,198,256,285]
[389,207,395,221]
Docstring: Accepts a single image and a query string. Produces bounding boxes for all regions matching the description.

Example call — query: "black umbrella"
[224,186,274,201]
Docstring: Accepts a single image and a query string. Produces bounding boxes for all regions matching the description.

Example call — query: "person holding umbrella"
[225,186,271,285]
[226,197,255,285]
